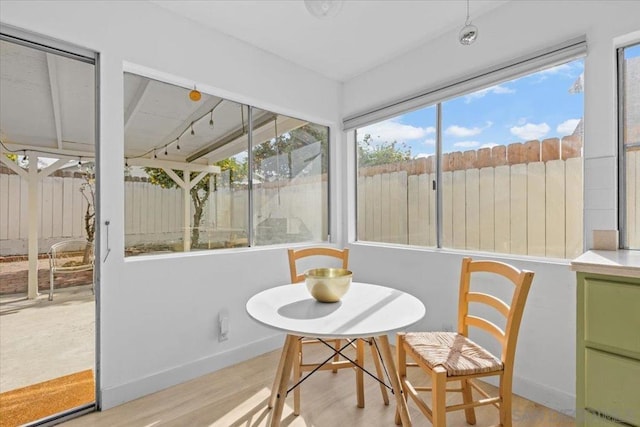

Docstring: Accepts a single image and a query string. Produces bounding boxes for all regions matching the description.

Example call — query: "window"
[356,58,584,259]
[251,108,329,246]
[123,73,328,256]
[619,42,640,249]
[357,106,437,246]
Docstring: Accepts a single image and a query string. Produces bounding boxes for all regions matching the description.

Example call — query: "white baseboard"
[100,334,576,420]
[482,375,575,418]
[99,333,284,410]
[513,375,575,418]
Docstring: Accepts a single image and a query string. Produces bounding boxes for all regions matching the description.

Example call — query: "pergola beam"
[127,157,220,174]
[46,53,63,150]
[2,143,94,160]
[0,152,27,178]
[124,78,149,130]
[159,167,213,253]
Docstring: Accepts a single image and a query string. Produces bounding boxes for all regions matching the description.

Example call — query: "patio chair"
[48,239,94,301]
[396,257,534,426]
[268,247,389,416]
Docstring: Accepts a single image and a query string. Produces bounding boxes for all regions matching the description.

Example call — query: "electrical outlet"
[218,311,229,342]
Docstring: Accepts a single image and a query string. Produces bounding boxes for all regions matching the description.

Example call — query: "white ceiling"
[151,0,509,82]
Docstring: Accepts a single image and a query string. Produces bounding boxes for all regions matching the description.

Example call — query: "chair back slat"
[457,257,534,366]
[467,260,523,286]
[467,292,510,317]
[288,247,349,283]
[465,315,506,346]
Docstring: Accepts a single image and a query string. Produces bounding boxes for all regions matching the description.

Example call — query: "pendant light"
[304,0,343,19]
[459,0,478,46]
[189,85,201,101]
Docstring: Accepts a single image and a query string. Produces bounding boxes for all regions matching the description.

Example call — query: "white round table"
[246,282,425,426]
[247,282,425,338]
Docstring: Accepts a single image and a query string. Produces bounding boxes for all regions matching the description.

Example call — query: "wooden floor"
[63,343,575,426]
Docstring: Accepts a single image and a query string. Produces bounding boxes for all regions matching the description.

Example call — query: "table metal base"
[267,334,412,426]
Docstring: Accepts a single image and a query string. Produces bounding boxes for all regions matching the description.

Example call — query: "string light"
[164,147,168,156]
[141,98,223,161]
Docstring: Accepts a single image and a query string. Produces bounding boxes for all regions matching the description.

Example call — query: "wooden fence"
[357,136,585,259]
[627,150,640,248]
[1,170,327,255]
[1,173,91,256]
[4,135,612,258]
[358,158,583,259]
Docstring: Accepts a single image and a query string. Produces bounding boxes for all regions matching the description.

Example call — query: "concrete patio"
[0,284,95,393]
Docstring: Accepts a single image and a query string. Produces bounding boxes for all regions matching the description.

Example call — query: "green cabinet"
[576,272,640,426]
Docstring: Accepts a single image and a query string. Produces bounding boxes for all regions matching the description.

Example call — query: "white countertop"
[571,250,640,278]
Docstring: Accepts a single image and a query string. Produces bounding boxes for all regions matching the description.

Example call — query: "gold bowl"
[304,268,352,303]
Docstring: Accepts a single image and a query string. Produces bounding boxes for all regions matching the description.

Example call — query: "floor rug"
[0,370,94,427]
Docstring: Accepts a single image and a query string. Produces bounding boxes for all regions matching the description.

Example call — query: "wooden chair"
[396,257,534,426]
[48,239,94,301]
[268,247,389,415]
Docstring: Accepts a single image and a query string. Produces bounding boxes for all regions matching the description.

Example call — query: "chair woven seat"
[404,331,503,376]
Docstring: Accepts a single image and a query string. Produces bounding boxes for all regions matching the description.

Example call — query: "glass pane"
[251,108,328,246]
[441,59,584,258]
[623,43,640,249]
[356,106,437,246]
[123,73,248,256]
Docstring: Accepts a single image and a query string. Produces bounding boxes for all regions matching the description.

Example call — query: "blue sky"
[357,58,585,158]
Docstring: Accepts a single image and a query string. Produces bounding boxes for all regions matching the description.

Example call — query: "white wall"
[1,0,341,409]
[348,245,576,414]
[343,0,640,415]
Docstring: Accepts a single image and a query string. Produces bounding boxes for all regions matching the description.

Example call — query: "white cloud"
[480,143,499,149]
[415,153,432,159]
[464,84,515,103]
[445,121,492,138]
[557,118,580,135]
[358,119,435,143]
[528,61,583,83]
[424,138,436,146]
[538,63,573,76]
[510,122,550,140]
[454,141,480,148]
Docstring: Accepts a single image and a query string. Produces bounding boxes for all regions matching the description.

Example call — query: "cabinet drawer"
[584,278,640,355]
[585,349,640,425]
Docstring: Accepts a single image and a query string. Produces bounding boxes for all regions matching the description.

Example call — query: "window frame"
[121,67,332,256]
[618,41,640,249]
[353,53,586,259]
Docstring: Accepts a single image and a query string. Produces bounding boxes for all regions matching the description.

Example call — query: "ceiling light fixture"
[189,85,202,102]
[304,0,343,19]
[459,0,478,46]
